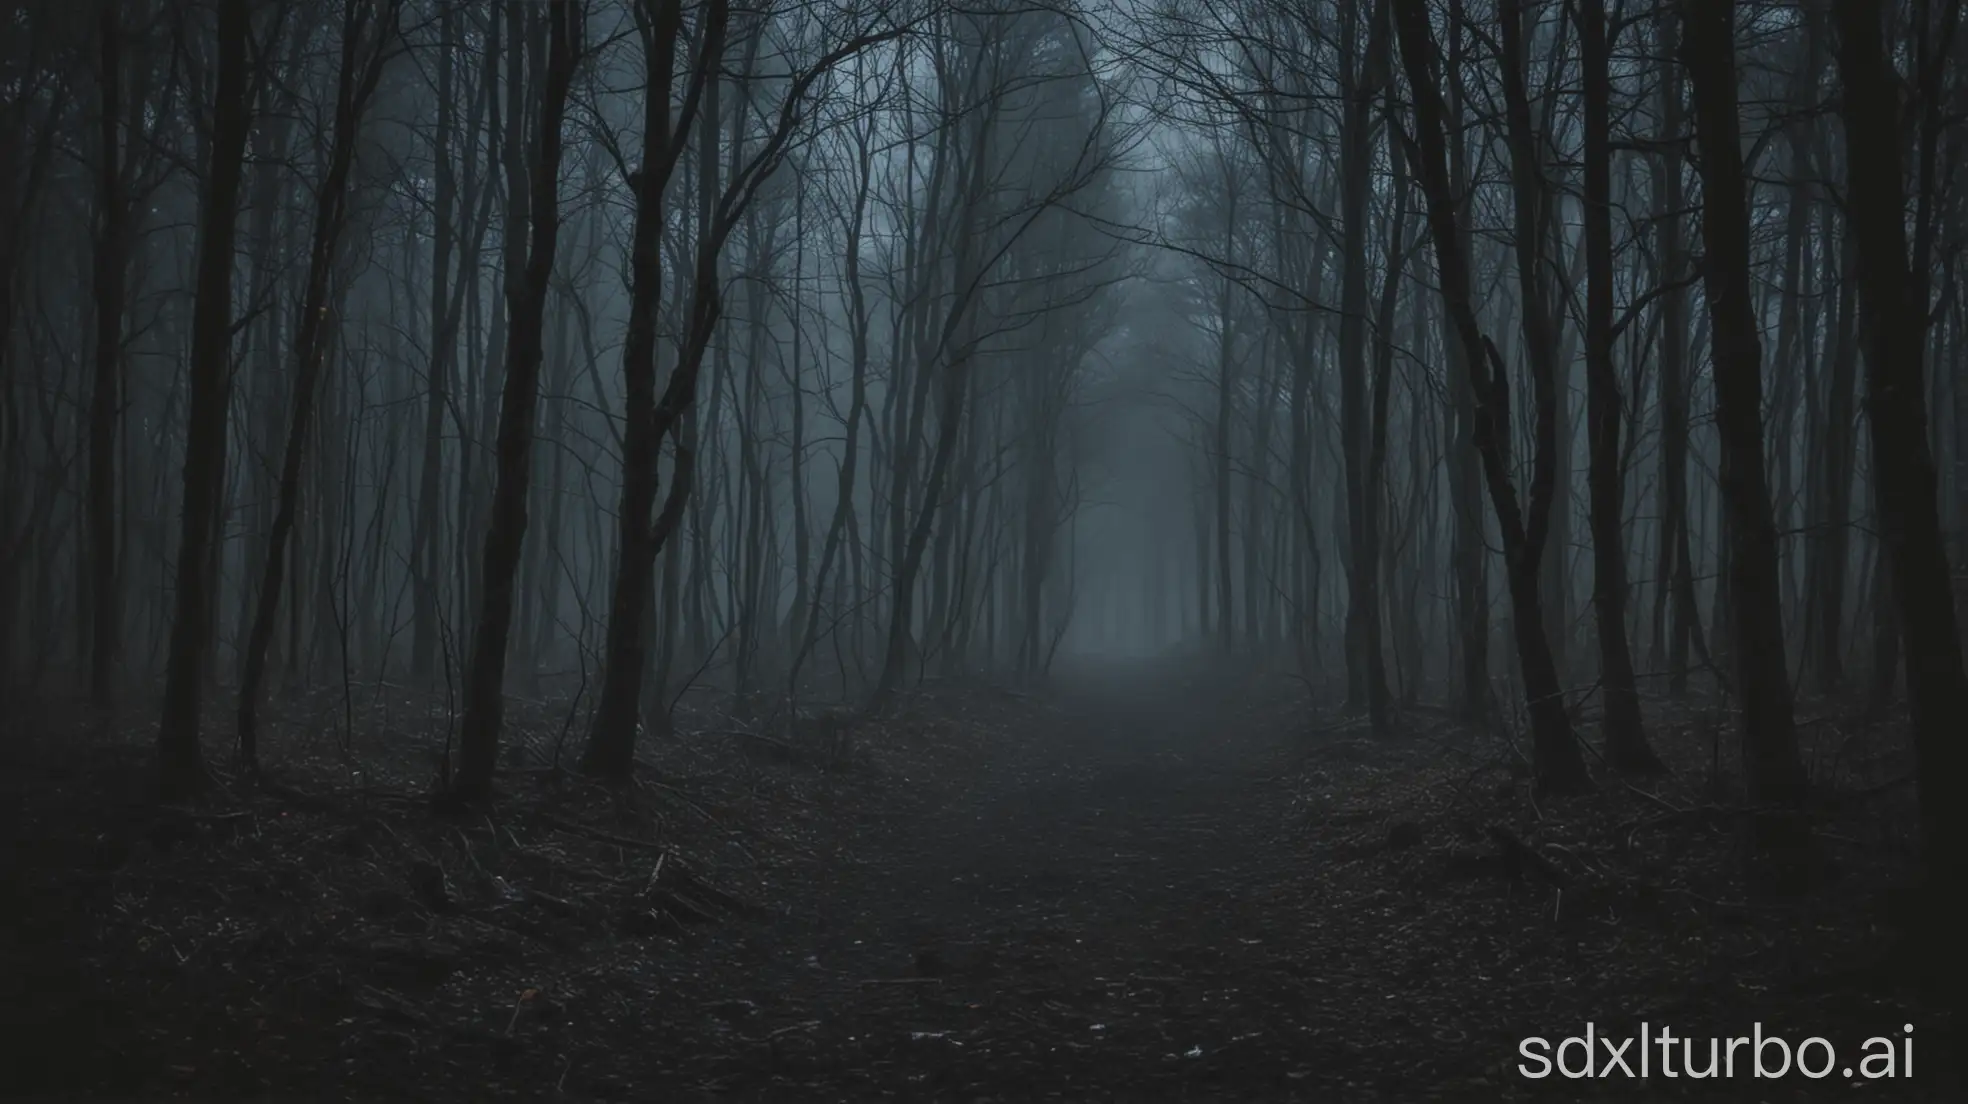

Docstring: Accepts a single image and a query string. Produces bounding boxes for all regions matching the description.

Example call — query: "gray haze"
[1,0,1964,802]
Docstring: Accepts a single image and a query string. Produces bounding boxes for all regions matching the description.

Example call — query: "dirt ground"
[1,659,1955,1101]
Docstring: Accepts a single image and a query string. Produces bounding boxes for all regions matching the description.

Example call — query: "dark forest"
[1,0,1964,1098]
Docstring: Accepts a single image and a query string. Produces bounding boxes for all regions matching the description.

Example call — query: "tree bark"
[1578,0,1660,773]
[1810,194,1860,693]
[87,3,128,704]
[158,0,255,799]
[237,0,399,774]
[1646,8,1708,696]
[1679,0,1807,814]
[450,0,581,803]
[410,1,460,679]
[1338,0,1393,726]
[1831,0,1968,982]
[1212,164,1237,653]
[1391,0,1589,793]
[1439,0,1489,722]
[581,0,714,779]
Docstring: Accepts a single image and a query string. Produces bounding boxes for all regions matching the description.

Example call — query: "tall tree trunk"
[1648,8,1706,696]
[1679,0,1807,815]
[1812,200,1859,693]
[1211,152,1238,653]
[237,0,399,774]
[1440,0,1489,722]
[1831,0,1968,985]
[157,0,254,799]
[450,0,580,803]
[1392,0,1588,793]
[582,0,708,778]
[1339,0,1393,724]
[86,3,128,704]
[1493,0,1591,790]
[1578,0,1659,772]
[784,183,811,664]
[410,1,458,679]
[1360,85,1405,735]
[0,53,65,688]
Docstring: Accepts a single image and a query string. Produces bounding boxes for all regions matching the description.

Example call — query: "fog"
[3,0,1966,1096]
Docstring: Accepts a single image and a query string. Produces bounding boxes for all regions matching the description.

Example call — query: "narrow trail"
[682,663,1346,1100]
[12,664,1940,1101]
[632,667,1936,1103]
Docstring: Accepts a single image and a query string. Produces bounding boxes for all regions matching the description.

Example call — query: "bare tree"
[449,0,584,804]
[582,2,911,776]
[1677,0,1806,816]
[156,0,258,799]
[1831,0,1967,950]
[1578,0,1659,773]
[236,0,404,774]
[1391,0,1588,793]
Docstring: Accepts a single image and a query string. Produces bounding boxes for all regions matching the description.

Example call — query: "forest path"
[647,665,1934,1103]
[13,661,1932,1101]
[681,660,1349,1100]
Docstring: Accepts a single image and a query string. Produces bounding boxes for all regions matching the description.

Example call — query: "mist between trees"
[0,0,1963,893]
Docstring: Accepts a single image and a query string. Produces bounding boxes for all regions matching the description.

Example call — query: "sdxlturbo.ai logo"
[1517,1023,1914,1081]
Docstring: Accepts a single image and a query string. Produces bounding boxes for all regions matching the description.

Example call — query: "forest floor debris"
[0,662,1955,1100]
